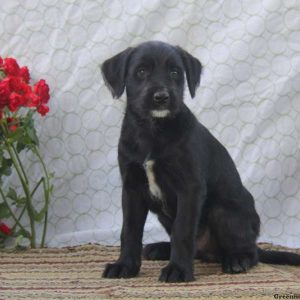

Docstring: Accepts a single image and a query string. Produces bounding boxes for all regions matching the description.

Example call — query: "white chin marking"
[151,110,170,118]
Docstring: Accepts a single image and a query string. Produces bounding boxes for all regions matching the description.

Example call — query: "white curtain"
[1,0,300,248]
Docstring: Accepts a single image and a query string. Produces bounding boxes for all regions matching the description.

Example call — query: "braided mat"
[0,244,299,299]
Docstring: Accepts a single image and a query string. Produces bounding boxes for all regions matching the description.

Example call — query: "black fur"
[101,41,300,282]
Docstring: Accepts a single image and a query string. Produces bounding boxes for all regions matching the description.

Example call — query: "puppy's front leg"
[102,185,148,278]
[159,186,206,282]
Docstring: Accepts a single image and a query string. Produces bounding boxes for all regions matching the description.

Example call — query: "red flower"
[9,92,25,112]
[0,222,12,236]
[0,79,11,108]
[10,125,18,132]
[4,77,33,111]
[34,79,50,104]
[4,57,20,76]
[19,66,30,83]
[8,76,30,94]
[37,104,49,116]
[26,92,41,108]
[0,56,51,116]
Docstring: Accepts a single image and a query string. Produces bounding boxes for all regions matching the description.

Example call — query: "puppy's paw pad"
[102,262,138,278]
[159,263,194,282]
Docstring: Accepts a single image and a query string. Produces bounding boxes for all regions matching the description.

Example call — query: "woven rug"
[0,243,299,299]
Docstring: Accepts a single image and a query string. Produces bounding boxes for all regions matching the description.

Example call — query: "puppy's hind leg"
[143,242,171,260]
[211,195,260,274]
[217,217,259,273]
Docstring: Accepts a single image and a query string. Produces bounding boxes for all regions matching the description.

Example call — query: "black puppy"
[101,41,300,282]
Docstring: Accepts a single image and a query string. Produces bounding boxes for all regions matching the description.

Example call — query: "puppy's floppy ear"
[101,47,133,99]
[176,47,202,98]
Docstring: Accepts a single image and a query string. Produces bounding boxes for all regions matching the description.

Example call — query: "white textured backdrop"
[1,0,300,248]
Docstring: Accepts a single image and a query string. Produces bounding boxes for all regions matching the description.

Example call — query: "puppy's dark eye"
[137,68,147,78]
[170,70,179,79]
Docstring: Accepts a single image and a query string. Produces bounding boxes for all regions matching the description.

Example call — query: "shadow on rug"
[0,243,299,299]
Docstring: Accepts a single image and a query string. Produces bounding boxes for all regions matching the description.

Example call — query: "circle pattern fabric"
[1,0,299,248]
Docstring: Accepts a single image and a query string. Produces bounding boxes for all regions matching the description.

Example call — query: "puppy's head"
[101,41,202,119]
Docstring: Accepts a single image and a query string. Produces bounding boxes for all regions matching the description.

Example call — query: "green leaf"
[7,127,23,142]
[26,127,39,146]
[17,112,39,147]
[6,187,18,202]
[0,202,11,218]
[6,188,26,207]
[16,135,33,152]
[0,158,13,177]
[25,109,34,120]
[5,187,27,210]
[15,197,26,208]
[33,207,47,222]
[15,228,31,239]
[16,139,26,153]
[15,238,29,250]
[15,235,24,245]
[0,127,4,140]
[0,149,3,166]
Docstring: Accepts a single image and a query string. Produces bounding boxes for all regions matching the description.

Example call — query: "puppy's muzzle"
[153,90,170,106]
[151,88,171,118]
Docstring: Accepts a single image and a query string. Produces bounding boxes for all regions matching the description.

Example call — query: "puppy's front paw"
[159,263,194,282]
[102,262,139,278]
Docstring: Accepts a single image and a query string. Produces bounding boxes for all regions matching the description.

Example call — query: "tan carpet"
[0,243,299,299]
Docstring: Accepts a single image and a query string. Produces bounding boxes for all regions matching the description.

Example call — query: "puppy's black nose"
[153,91,169,104]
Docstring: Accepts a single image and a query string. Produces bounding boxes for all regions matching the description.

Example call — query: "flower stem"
[11,144,29,185]
[4,140,36,248]
[31,177,44,198]
[31,145,51,248]
[11,206,26,233]
[0,187,29,236]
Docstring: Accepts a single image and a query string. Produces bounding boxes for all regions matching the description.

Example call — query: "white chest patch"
[144,160,163,200]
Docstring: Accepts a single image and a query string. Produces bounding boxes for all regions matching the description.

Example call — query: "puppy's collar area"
[151,110,170,118]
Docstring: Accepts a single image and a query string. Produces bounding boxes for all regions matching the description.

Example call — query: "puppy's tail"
[257,247,300,265]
